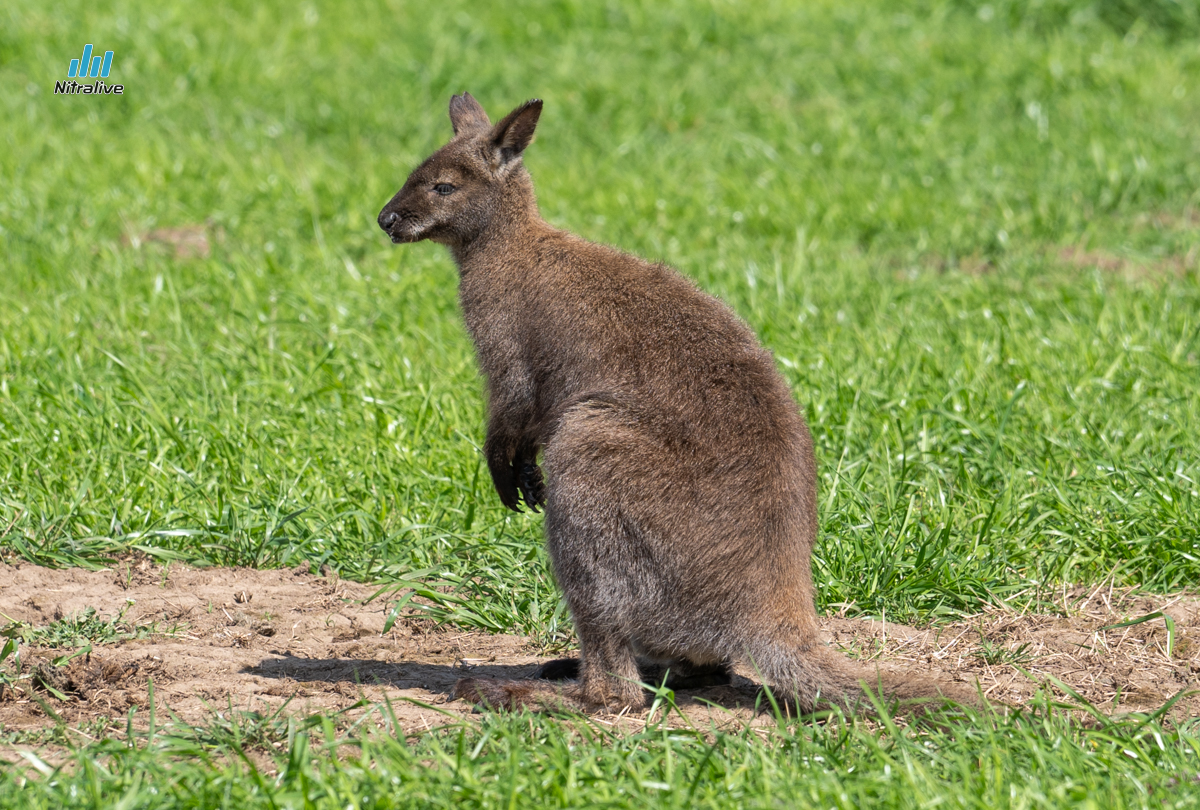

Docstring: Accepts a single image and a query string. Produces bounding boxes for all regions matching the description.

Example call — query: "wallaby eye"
[433,183,456,196]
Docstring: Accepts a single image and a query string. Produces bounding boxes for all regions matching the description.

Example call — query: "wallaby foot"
[459,626,646,713]
[454,677,587,712]
[454,673,647,714]
[536,657,732,689]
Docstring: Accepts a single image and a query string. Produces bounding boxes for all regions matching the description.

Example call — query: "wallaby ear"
[489,99,543,165]
[449,92,491,135]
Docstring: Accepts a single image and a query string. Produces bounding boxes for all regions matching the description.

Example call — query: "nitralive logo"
[55,44,123,95]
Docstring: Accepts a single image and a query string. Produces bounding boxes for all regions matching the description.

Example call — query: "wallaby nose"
[378,209,398,231]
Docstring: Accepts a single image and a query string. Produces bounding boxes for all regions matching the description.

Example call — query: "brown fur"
[378,93,979,715]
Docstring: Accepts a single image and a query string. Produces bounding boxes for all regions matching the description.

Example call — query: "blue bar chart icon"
[68,44,114,78]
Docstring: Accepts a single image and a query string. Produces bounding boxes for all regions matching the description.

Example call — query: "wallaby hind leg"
[539,398,673,711]
[573,622,644,710]
[454,557,646,711]
[456,405,650,713]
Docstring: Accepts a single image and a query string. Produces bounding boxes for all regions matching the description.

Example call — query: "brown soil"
[1,561,1197,749]
[1057,245,1197,282]
[120,221,223,259]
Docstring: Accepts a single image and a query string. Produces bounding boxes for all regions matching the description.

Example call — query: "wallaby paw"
[491,475,523,512]
[518,461,546,510]
[485,446,525,511]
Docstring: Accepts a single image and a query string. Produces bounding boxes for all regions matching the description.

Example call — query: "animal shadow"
[245,652,767,715]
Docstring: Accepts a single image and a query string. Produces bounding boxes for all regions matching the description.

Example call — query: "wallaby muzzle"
[376,203,421,244]
[376,201,429,242]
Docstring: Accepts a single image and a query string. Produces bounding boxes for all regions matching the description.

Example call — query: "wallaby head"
[377,92,543,249]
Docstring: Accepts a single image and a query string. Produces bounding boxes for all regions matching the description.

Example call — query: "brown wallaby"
[377,93,978,714]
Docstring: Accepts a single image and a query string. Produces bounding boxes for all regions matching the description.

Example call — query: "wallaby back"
[378,93,979,715]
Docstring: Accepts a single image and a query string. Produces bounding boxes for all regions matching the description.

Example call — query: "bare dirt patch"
[1132,209,1200,232]
[1057,245,1197,282]
[120,221,223,259]
[1,561,1197,748]
[826,582,1200,716]
[0,559,519,743]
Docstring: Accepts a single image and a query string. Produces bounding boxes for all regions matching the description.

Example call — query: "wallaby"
[377,93,978,714]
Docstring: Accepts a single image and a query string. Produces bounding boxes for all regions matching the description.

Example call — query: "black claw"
[518,460,546,510]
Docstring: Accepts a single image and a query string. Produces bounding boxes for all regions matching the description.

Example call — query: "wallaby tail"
[754,642,982,715]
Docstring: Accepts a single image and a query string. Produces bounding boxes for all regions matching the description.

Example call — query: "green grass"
[4,696,1200,809]
[1,601,167,649]
[0,602,173,704]
[2,0,1200,804]
[2,0,1198,629]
